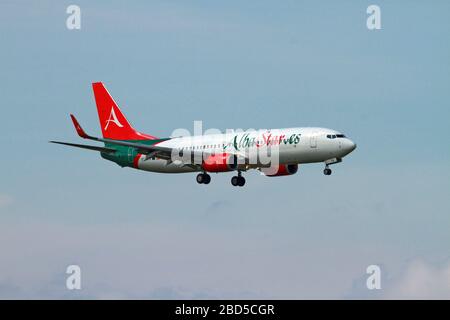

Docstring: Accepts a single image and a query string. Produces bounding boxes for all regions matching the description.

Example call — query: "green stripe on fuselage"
[100,138,171,167]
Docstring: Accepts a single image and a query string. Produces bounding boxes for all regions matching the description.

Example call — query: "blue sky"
[0,1,449,298]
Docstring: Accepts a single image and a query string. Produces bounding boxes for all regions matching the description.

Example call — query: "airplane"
[51,82,357,187]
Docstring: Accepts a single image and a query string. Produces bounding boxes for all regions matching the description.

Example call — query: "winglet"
[70,114,89,139]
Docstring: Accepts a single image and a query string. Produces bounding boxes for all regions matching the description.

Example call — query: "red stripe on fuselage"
[133,153,142,168]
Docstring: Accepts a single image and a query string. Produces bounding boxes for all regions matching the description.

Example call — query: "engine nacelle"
[202,153,238,172]
[262,164,299,177]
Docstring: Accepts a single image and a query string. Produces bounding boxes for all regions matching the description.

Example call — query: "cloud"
[0,221,392,299]
[346,259,450,299]
[0,222,277,299]
[384,259,450,299]
[0,280,23,299]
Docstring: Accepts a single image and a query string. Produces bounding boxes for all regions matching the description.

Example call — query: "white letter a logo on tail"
[104,106,123,130]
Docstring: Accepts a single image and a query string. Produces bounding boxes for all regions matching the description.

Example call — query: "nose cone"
[343,139,357,155]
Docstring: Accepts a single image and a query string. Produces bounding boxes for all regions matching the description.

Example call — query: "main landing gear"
[196,172,246,186]
[323,166,332,176]
[231,171,245,187]
[196,172,211,184]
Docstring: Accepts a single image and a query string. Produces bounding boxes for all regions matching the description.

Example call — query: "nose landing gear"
[196,172,211,184]
[323,158,341,176]
[231,171,245,187]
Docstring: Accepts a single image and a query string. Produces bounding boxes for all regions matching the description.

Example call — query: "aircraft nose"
[343,139,357,153]
[348,140,357,152]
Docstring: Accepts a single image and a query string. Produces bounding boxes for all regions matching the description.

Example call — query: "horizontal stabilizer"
[49,141,116,153]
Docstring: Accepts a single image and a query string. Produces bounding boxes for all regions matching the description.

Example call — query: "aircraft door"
[309,134,317,148]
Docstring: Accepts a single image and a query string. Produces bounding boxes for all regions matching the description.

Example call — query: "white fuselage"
[135,127,356,173]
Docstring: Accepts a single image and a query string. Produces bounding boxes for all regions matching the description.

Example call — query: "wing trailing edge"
[49,141,116,153]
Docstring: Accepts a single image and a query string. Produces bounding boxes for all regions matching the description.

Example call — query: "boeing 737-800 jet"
[51,82,357,187]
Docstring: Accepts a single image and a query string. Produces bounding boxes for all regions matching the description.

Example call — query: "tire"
[231,176,239,186]
[196,173,204,184]
[238,176,246,187]
[203,174,211,184]
[323,168,332,175]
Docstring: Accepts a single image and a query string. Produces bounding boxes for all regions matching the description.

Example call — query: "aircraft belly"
[137,158,198,173]
[287,145,328,164]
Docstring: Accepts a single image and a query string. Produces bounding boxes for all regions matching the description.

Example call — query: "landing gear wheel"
[197,173,211,184]
[196,173,205,184]
[231,175,246,186]
[323,168,332,176]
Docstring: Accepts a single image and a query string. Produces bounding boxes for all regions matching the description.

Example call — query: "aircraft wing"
[50,141,116,153]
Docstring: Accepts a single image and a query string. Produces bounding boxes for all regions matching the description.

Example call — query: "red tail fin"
[92,82,156,140]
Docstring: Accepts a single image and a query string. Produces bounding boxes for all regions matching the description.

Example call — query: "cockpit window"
[327,134,346,139]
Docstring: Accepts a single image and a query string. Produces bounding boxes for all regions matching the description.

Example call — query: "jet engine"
[202,153,238,172]
[261,164,299,177]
